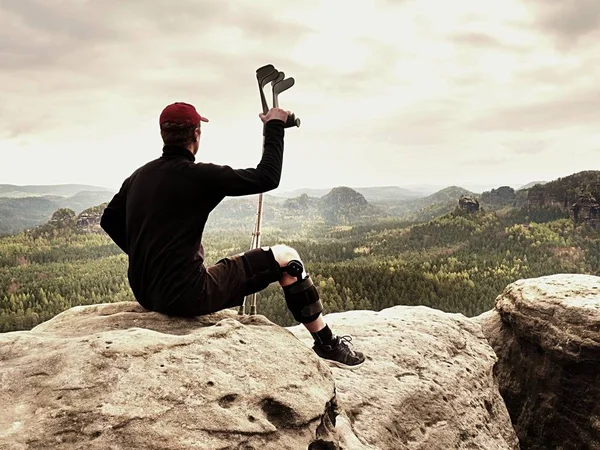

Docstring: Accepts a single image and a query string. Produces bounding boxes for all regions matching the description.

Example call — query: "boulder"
[0,303,337,450]
[0,302,520,450]
[289,306,519,449]
[476,274,600,450]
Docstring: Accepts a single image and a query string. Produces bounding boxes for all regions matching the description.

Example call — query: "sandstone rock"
[478,274,600,450]
[572,193,600,228]
[0,303,336,450]
[1,301,521,450]
[76,204,107,233]
[289,306,519,449]
[459,196,480,213]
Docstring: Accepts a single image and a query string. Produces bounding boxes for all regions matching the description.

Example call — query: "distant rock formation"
[76,203,107,232]
[459,195,480,213]
[572,193,600,228]
[525,170,600,212]
[476,274,600,450]
[0,302,518,449]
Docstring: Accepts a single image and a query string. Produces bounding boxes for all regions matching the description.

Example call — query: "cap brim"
[200,116,209,123]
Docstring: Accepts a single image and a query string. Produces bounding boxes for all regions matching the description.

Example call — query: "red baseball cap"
[159,102,209,126]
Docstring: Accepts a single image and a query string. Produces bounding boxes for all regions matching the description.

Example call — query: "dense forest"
[1,190,598,332]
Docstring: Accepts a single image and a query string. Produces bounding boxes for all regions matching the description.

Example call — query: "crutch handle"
[285,114,301,128]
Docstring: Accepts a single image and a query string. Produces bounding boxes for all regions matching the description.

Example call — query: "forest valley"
[0,171,598,332]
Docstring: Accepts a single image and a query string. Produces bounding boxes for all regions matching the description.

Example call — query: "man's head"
[159,102,209,155]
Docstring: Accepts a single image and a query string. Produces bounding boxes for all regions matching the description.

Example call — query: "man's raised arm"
[200,111,287,197]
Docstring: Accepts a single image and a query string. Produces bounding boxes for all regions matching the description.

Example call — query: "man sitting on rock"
[101,102,365,369]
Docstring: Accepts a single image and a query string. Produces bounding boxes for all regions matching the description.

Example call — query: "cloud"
[0,0,317,138]
[524,0,600,44]
[472,85,600,132]
[450,32,514,50]
[502,139,547,155]
[0,0,598,190]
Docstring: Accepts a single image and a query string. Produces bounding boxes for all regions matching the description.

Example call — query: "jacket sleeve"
[100,179,129,254]
[199,120,285,196]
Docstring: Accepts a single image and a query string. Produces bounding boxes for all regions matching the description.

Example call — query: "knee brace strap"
[242,248,282,295]
[283,276,323,324]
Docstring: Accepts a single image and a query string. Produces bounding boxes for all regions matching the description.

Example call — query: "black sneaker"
[313,335,366,369]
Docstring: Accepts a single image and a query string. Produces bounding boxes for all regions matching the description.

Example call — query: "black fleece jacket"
[100,119,285,313]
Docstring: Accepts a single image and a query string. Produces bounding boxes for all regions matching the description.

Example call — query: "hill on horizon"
[276,182,512,200]
[206,186,387,230]
[518,181,548,191]
[371,186,476,222]
[277,185,423,202]
[0,189,116,235]
[0,184,114,198]
[2,171,597,235]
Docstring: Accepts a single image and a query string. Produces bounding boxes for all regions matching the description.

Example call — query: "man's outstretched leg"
[241,244,365,369]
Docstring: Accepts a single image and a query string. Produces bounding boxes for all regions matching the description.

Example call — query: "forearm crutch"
[238,64,300,315]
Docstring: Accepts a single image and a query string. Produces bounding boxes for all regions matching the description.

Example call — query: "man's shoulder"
[134,157,168,174]
[121,158,162,185]
[193,161,231,172]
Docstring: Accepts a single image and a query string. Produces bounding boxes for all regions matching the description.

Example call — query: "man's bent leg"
[240,246,328,333]
[268,244,366,369]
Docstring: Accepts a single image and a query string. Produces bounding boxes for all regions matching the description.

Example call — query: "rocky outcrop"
[476,274,600,450]
[572,193,600,228]
[290,306,519,449]
[459,195,480,213]
[76,203,107,232]
[523,171,600,223]
[0,302,518,449]
[0,304,337,450]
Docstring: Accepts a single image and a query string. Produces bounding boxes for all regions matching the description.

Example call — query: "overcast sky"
[1,0,598,193]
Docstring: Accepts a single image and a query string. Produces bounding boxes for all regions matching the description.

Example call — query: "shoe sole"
[322,358,365,370]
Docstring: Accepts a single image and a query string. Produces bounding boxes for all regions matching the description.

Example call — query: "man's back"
[123,147,222,313]
[101,117,285,315]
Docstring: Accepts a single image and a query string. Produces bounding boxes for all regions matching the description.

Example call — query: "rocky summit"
[4,274,598,449]
[0,301,518,449]
[476,274,600,450]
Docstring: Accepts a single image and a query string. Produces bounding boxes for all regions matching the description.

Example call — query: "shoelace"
[337,335,356,354]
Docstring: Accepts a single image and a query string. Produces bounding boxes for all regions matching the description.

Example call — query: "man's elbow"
[100,210,120,238]
[263,176,280,192]
[99,212,111,233]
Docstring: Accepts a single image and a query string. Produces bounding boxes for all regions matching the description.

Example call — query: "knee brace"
[283,276,323,324]
[242,247,283,295]
[281,259,304,281]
